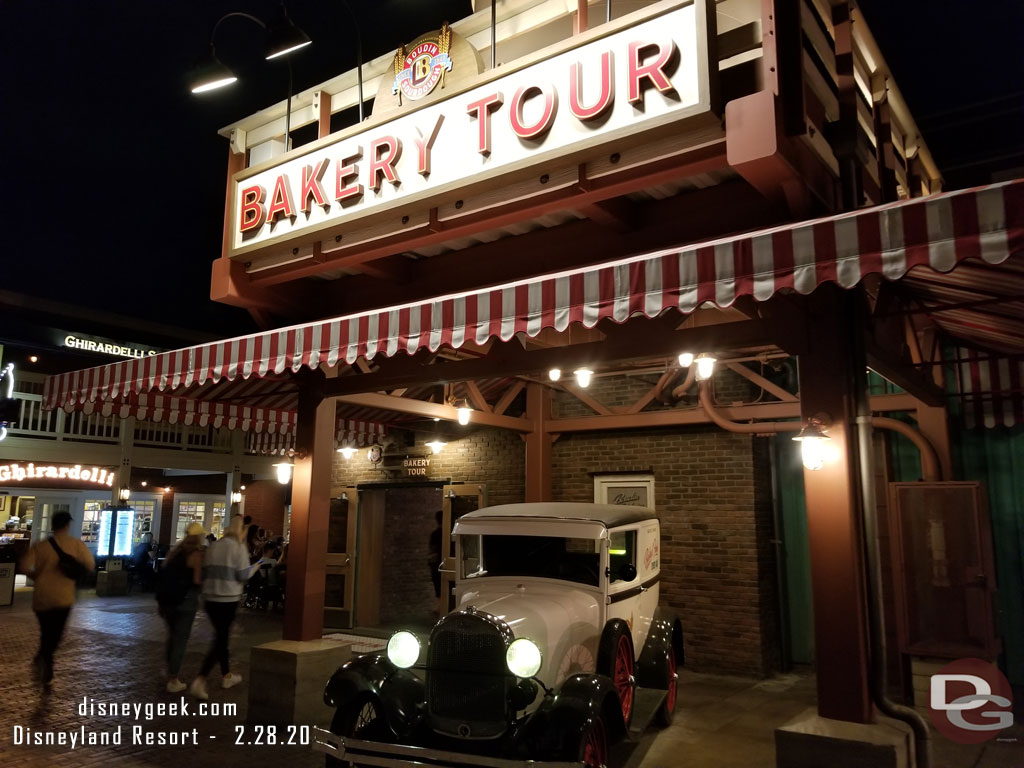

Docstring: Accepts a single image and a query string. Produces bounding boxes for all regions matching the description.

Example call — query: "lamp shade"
[189,47,238,93]
[264,10,311,59]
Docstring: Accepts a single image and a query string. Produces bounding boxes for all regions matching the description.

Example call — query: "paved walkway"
[1,589,1021,767]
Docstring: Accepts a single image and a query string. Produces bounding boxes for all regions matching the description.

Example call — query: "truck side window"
[609,530,638,583]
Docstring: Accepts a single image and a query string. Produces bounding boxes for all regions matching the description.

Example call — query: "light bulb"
[799,437,828,471]
[574,368,594,388]
[457,407,471,426]
[274,462,293,484]
[694,354,716,381]
[425,440,447,454]
[678,352,694,368]
[548,368,561,381]
[338,446,357,459]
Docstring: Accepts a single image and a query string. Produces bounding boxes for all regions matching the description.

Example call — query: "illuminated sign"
[229,0,713,260]
[0,463,115,487]
[97,508,133,557]
[63,334,160,359]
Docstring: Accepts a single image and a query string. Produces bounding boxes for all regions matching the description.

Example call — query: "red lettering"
[300,159,330,212]
[627,40,677,105]
[239,185,267,233]
[509,84,558,139]
[570,51,615,121]
[368,136,402,192]
[413,114,445,177]
[266,174,296,225]
[335,148,364,203]
[466,92,503,155]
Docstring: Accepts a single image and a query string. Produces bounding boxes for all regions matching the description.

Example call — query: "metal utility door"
[323,487,358,630]
[439,484,486,616]
[888,482,998,659]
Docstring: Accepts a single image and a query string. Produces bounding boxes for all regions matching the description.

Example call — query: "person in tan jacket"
[21,510,94,686]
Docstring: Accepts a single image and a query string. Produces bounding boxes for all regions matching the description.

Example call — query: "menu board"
[97,508,134,557]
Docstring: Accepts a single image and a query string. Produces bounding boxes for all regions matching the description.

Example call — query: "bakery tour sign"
[229,0,713,261]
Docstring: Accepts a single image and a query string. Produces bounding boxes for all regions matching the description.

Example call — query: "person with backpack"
[20,510,94,687]
[157,522,206,693]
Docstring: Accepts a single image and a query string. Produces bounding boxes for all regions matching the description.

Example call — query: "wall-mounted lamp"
[678,352,694,368]
[273,459,294,484]
[573,368,594,388]
[337,446,357,459]
[694,353,717,381]
[164,486,172,494]
[425,439,447,454]
[240,484,246,491]
[457,402,472,426]
[231,491,243,504]
[792,416,831,471]
[548,368,562,382]
[118,487,131,502]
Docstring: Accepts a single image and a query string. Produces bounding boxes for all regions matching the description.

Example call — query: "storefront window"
[82,500,106,551]
[175,501,206,541]
[210,502,226,537]
[131,500,155,544]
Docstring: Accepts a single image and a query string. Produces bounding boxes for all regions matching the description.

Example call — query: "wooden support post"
[797,287,873,723]
[914,404,953,481]
[283,370,336,641]
[524,384,552,502]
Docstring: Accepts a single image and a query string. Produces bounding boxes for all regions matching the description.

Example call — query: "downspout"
[699,380,934,766]
[670,366,697,400]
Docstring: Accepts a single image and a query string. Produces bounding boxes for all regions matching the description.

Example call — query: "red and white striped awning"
[248,418,387,455]
[951,347,1024,429]
[44,179,1023,419]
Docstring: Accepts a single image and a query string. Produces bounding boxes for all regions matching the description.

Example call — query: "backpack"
[155,551,193,608]
[48,537,90,582]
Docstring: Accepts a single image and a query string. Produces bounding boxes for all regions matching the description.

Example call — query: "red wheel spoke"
[615,635,634,721]
[666,648,677,712]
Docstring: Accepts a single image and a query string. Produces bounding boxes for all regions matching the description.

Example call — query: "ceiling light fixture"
[678,352,694,368]
[548,368,562,381]
[792,416,832,471]
[425,439,447,454]
[694,353,717,381]
[573,368,594,388]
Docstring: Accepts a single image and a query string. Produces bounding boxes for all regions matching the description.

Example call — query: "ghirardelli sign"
[228,0,714,267]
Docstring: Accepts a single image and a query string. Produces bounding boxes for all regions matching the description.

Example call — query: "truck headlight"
[386,631,421,669]
[506,638,542,678]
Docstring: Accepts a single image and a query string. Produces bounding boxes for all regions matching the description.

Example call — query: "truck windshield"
[462,535,600,587]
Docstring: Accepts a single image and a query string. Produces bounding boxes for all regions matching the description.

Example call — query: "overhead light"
[164,486,172,493]
[240,485,246,491]
[678,352,694,368]
[231,491,243,504]
[548,368,562,382]
[573,368,594,388]
[338,446,357,459]
[118,487,131,502]
[273,460,294,484]
[457,402,472,426]
[264,5,312,59]
[188,46,238,93]
[28,355,38,364]
[694,353,717,381]
[793,418,831,471]
[140,481,147,487]
[425,439,447,454]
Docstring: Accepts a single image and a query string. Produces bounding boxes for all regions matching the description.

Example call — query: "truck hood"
[457,579,602,687]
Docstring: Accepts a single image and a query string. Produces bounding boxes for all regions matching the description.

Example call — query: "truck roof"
[459,502,657,529]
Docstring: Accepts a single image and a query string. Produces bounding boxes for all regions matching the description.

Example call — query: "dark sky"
[1,0,1021,338]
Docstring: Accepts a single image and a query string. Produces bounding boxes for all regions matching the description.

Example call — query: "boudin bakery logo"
[392,23,453,102]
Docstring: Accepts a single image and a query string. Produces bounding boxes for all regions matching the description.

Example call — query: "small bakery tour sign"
[0,462,116,487]
[230,0,712,259]
[403,457,432,477]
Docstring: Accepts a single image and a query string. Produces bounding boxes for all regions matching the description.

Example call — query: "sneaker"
[222,672,243,689]
[166,679,186,693]
[189,677,209,701]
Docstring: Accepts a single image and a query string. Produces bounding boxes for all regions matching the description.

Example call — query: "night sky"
[1,0,1021,338]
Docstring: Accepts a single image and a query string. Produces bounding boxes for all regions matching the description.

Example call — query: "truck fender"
[636,607,683,689]
[323,652,425,736]
[520,673,628,759]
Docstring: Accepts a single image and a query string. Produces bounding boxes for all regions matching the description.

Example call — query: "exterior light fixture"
[164,486,172,493]
[792,417,831,471]
[425,439,447,454]
[457,403,472,426]
[548,368,562,382]
[273,459,294,484]
[118,487,131,502]
[264,4,312,59]
[140,481,147,487]
[694,353,717,381]
[28,355,38,364]
[573,368,594,388]
[678,352,694,368]
[240,485,246,491]
[338,446,357,459]
[188,45,238,93]
[231,491,243,504]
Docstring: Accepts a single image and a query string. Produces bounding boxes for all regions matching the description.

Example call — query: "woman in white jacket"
[189,515,263,700]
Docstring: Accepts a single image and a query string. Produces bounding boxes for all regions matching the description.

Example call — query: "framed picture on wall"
[593,474,655,510]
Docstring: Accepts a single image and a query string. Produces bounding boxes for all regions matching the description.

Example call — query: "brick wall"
[551,424,780,677]
[242,480,287,537]
[378,486,444,625]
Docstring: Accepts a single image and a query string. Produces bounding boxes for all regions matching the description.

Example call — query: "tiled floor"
[2,589,1021,768]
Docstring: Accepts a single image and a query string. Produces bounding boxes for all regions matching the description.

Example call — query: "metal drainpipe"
[699,378,934,766]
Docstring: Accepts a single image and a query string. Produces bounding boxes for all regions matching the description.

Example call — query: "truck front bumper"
[312,727,582,768]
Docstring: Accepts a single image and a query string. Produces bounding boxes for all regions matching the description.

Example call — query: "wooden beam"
[580,198,638,232]
[463,381,492,413]
[353,255,412,282]
[333,392,531,432]
[865,337,944,407]
[622,381,663,415]
[560,383,614,416]
[726,362,798,402]
[493,380,525,416]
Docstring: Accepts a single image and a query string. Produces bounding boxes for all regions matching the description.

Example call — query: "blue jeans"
[163,590,198,677]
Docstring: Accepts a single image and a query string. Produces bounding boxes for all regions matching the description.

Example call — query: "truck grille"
[426,611,510,737]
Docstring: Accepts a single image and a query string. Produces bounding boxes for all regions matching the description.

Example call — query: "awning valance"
[44,179,1023,415]
[248,418,387,455]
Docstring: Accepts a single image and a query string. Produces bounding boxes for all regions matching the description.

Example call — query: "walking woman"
[21,511,94,687]
[189,516,263,700]
[157,522,206,693]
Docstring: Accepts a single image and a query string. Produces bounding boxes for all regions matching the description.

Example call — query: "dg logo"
[929,658,1014,744]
